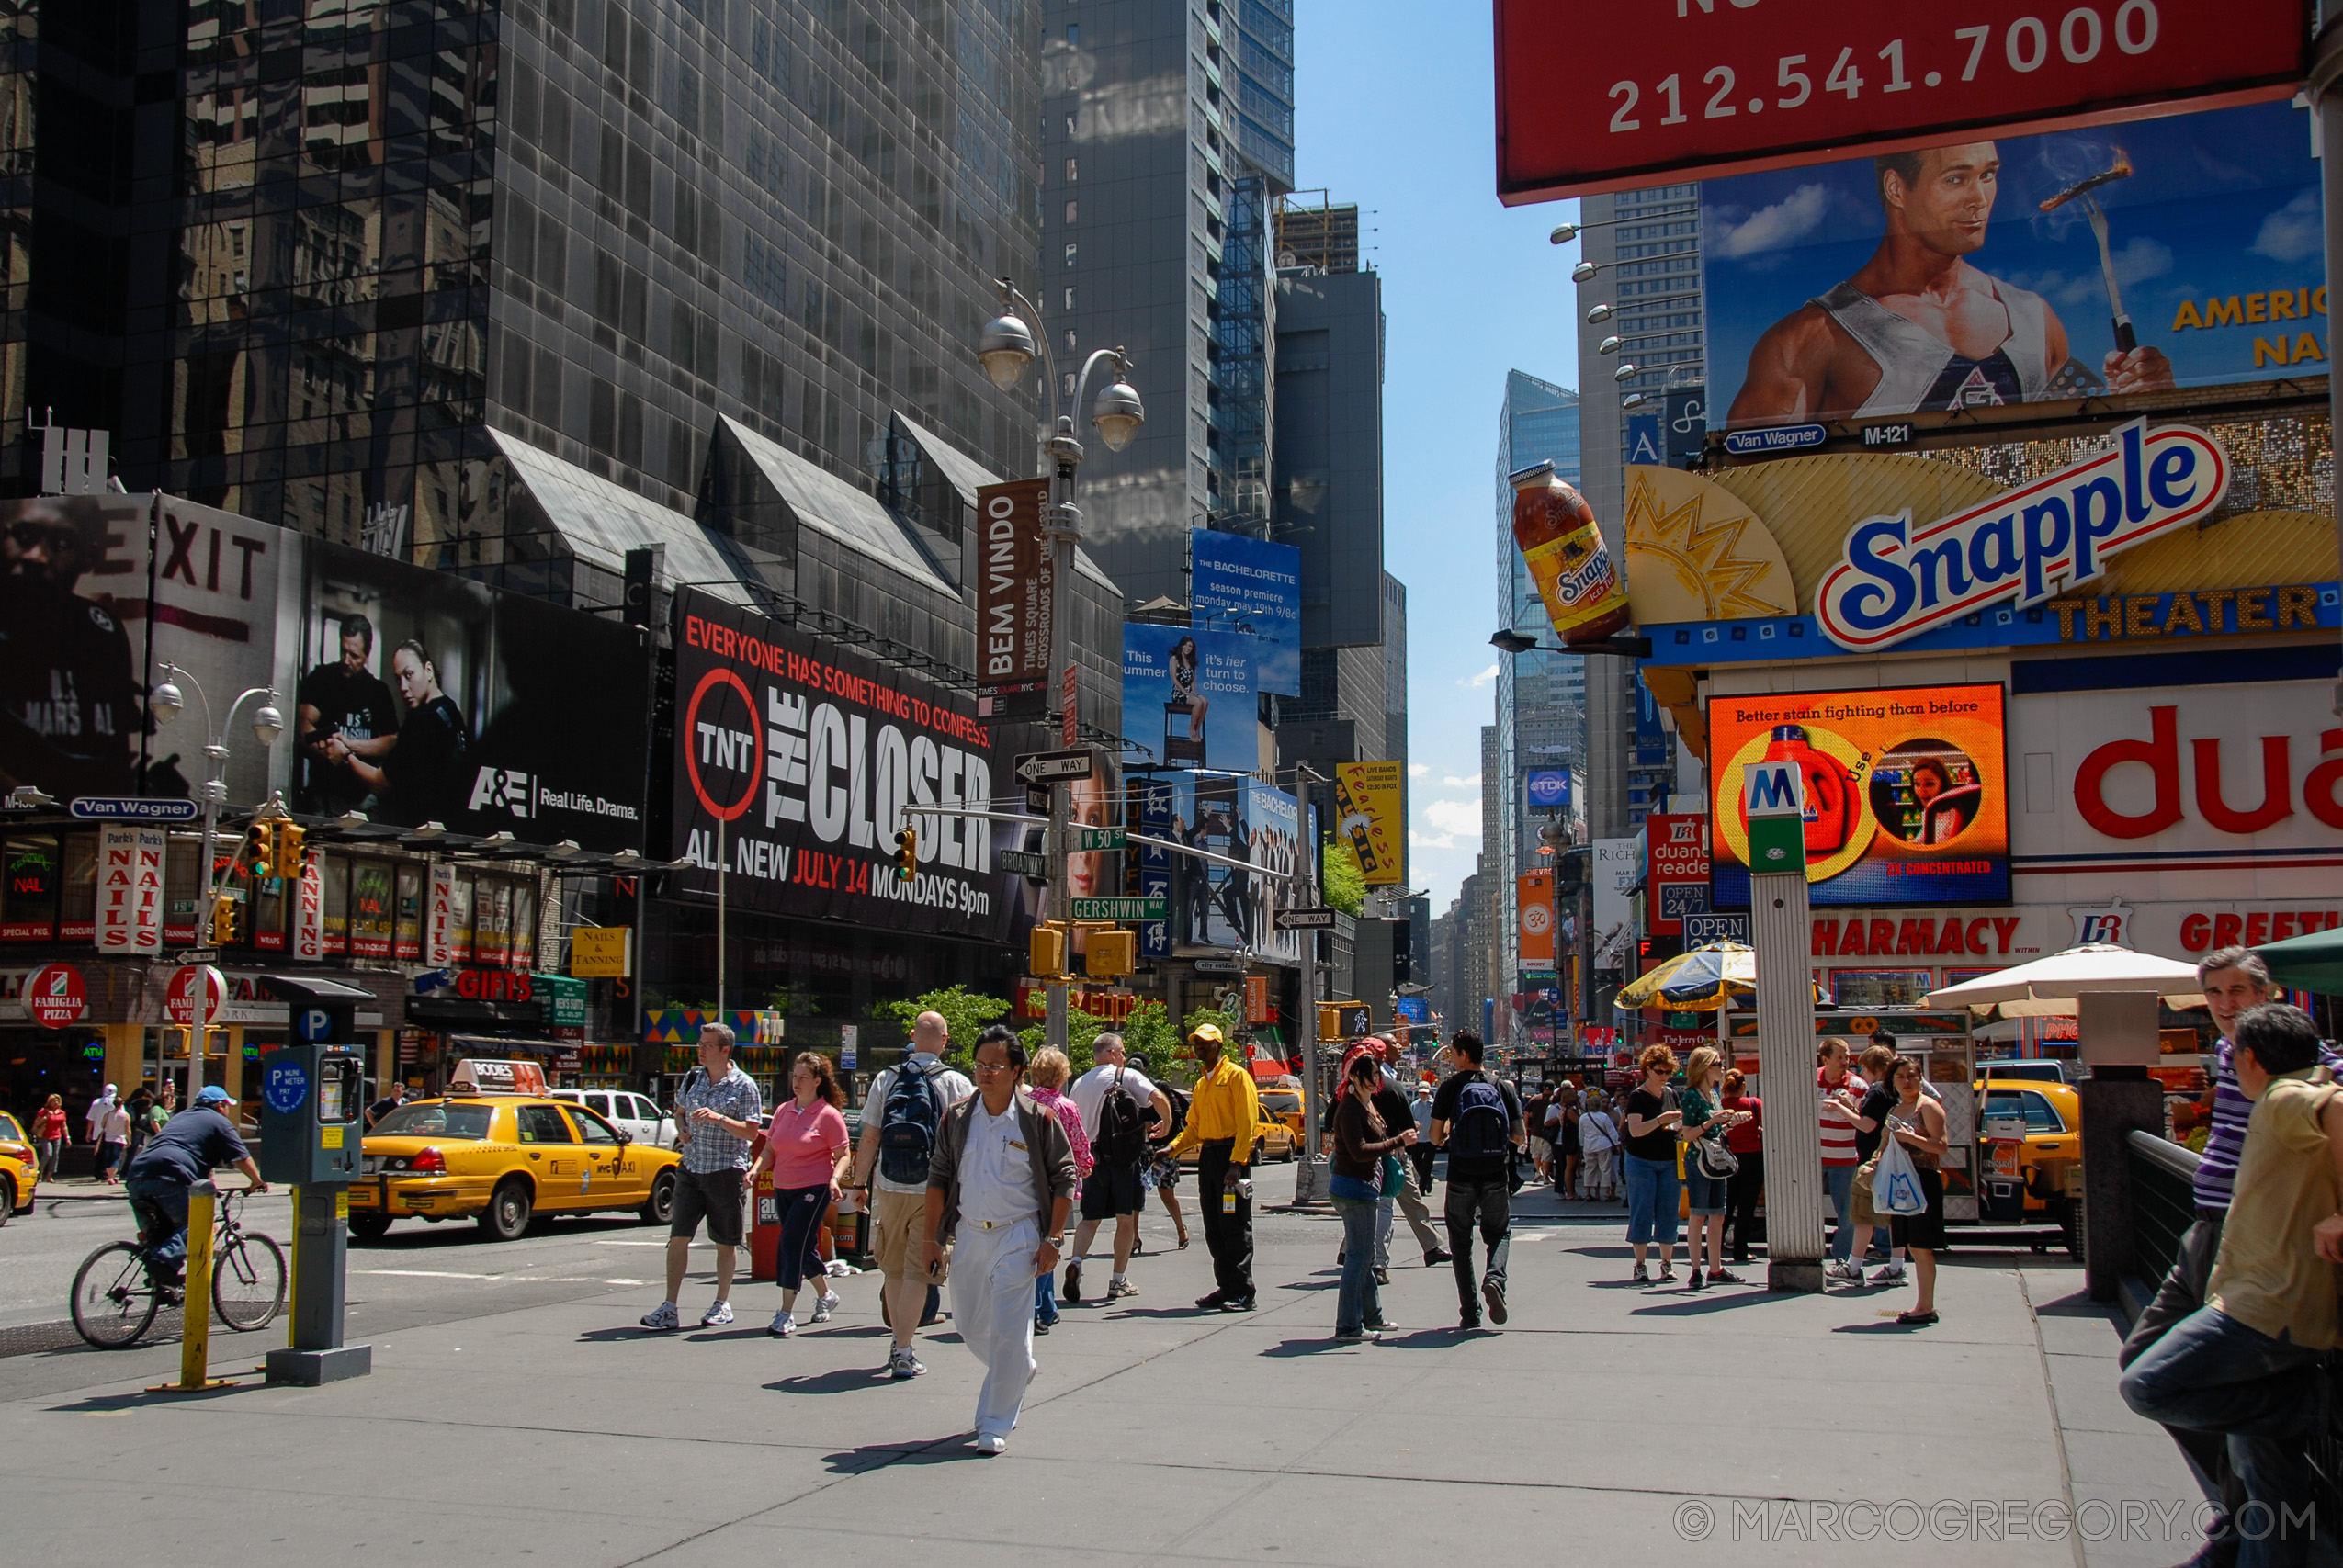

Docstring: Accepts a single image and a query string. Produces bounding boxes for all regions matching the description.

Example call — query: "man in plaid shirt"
[641,1023,764,1330]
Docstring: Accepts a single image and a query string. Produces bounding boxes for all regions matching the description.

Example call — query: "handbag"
[1695,1134,1739,1180]
[1875,1123,1928,1216]
[1379,1153,1405,1199]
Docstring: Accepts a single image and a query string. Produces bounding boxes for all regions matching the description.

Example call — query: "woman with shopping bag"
[1874,1055,1949,1327]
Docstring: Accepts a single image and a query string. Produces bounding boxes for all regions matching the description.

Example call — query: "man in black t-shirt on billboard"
[295,613,400,815]
[1431,1032,1524,1331]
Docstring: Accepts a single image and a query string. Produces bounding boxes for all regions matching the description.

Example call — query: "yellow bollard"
[152,1179,234,1392]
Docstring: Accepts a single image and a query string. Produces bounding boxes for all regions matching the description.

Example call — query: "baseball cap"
[193,1085,233,1107]
[1188,1022,1225,1045]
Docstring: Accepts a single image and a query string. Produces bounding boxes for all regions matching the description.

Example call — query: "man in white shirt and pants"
[923,1025,1078,1455]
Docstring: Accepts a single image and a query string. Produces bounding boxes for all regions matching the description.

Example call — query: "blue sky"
[1292,1,1579,912]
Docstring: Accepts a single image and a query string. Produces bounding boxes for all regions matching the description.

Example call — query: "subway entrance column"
[257,976,374,1385]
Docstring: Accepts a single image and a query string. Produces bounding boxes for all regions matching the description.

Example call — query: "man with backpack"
[1065,1033,1173,1303]
[845,1010,973,1379]
[1430,1031,1525,1330]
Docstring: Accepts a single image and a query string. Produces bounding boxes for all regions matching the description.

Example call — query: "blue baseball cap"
[194,1085,233,1107]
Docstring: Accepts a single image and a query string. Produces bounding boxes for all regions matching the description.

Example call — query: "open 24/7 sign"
[1496,0,2307,201]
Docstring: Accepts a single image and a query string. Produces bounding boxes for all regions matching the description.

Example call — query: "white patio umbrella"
[1925,943,2206,1017]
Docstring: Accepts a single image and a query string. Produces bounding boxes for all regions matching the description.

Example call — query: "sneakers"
[768,1310,797,1337]
[640,1301,681,1331]
[1481,1277,1508,1325]
[888,1346,925,1379]
[1710,1268,1745,1285]
[1458,1314,1482,1331]
[1195,1289,1228,1311]
[1632,1262,1651,1283]
[1423,1247,1452,1266]
[1105,1277,1138,1299]
[1826,1258,1862,1283]
[1333,1326,1367,1342]
[1363,1318,1397,1334]
[1033,1316,1053,1335]
[975,1433,1007,1455]
[1870,1263,1908,1286]
[811,1291,840,1323]
[1218,1296,1256,1312]
[1061,1260,1082,1304]
[1374,1267,1391,1286]
[700,1300,734,1327]
[1686,1269,1705,1292]
[1658,1263,1676,1283]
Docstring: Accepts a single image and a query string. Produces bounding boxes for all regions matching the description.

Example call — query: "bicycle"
[70,1186,287,1349]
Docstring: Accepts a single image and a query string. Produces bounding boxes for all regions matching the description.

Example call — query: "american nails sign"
[1817,421,2228,651]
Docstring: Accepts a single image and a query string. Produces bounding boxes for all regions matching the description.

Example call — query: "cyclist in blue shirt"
[122,1085,267,1299]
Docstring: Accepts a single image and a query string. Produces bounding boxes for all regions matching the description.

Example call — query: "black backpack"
[1448,1075,1511,1162]
[1093,1066,1147,1166]
[877,1059,945,1185]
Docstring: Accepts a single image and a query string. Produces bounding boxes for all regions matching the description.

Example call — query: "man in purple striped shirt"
[2117,946,2338,1568]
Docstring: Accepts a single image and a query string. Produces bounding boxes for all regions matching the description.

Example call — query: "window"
[515,1104,576,1144]
[750,15,789,85]
[1063,243,1077,268]
[1067,23,1079,42]
[373,1103,494,1139]
[1065,157,1078,183]
[1064,199,1077,223]
[1985,1090,2067,1135]
[1062,287,1075,310]
[742,230,788,313]
[571,1108,620,1145]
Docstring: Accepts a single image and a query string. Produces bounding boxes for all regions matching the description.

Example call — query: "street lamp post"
[977,278,1143,1053]
[148,664,283,1105]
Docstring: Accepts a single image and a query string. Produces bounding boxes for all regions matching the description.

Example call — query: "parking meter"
[258,1044,363,1182]
[257,975,375,1385]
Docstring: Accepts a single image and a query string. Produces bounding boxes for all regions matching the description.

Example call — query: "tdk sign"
[1817,420,2227,651]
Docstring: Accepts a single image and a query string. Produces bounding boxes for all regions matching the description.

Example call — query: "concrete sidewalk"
[3,1179,2202,1568]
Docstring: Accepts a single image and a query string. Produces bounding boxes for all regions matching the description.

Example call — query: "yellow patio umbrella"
[1614,942,1760,1013]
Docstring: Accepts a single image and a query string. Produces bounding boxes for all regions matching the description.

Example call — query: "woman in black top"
[1329,1054,1413,1339]
[1622,1044,1685,1284]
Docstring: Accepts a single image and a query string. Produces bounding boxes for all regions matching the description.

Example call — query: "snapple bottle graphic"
[1510,460,1630,645]
[1759,724,1854,855]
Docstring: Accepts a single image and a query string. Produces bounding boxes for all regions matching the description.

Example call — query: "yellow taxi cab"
[349,1091,683,1242]
[1259,1082,1306,1144]
[0,1110,36,1224]
[1175,1103,1297,1166]
[1975,1077,2084,1252]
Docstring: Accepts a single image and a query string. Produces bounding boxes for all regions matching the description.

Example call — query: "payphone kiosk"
[257,976,375,1385]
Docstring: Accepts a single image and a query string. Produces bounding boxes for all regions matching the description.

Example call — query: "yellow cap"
[1188,1021,1225,1045]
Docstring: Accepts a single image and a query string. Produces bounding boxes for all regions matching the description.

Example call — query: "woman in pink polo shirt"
[748,1051,852,1338]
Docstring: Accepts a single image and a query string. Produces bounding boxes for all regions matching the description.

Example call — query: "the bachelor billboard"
[1709,684,2011,908]
[1706,102,2321,430]
[668,587,1032,943]
[0,493,651,852]
[1189,528,1300,697]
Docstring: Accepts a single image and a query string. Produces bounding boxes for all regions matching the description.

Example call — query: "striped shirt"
[1817,1067,1867,1167]
[2193,1035,2343,1212]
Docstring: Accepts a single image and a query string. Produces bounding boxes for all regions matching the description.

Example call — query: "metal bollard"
[152,1179,235,1393]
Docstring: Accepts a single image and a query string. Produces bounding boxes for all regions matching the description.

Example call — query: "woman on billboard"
[327,638,470,825]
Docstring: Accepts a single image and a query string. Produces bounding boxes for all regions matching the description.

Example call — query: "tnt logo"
[2070,898,2134,948]
[469,766,534,818]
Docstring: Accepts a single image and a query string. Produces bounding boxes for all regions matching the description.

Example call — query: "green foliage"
[1117,1001,1179,1083]
[1015,1000,1182,1083]
[880,985,1010,1069]
[1323,836,1365,916]
[1015,1006,1114,1076]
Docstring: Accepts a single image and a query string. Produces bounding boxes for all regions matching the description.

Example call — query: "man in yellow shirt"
[1170,1023,1261,1311]
[2120,1003,2343,1568]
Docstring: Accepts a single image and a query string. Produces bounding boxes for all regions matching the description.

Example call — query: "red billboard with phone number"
[1495,0,2307,202]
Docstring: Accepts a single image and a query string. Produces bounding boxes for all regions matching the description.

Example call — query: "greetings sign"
[96,825,164,953]
[1817,422,2227,650]
[1708,683,2010,908]
[974,479,1051,717]
[669,589,1029,942]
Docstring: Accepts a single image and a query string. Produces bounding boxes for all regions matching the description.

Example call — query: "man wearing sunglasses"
[0,497,142,796]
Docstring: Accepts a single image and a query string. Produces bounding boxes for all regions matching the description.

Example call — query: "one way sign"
[1014,749,1094,785]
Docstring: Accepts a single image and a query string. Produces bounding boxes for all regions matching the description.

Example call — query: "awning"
[490,430,755,606]
[718,415,956,597]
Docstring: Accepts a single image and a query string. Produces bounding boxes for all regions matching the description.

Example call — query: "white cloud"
[1423,798,1482,837]
[1409,829,1457,850]
[2044,236,2172,310]
[1461,663,1499,689]
[1408,762,1430,778]
[2251,190,2322,263]
[1442,773,1479,789]
[1713,184,1830,259]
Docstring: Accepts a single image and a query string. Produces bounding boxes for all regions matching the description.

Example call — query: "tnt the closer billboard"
[1708,684,2010,908]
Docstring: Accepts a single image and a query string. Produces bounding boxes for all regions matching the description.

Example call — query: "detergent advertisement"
[1707,684,2009,909]
[1703,100,2322,430]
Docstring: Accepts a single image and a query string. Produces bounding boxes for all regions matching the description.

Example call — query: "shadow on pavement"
[821,1437,983,1472]
[765,1366,894,1395]
[575,1325,662,1343]
[1628,1289,1786,1316]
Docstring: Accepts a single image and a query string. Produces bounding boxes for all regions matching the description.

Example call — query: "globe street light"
[975,276,1145,1052]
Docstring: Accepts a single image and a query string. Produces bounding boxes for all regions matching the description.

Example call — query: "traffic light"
[277,821,307,869]
[245,821,275,881]
[210,894,240,945]
[1029,923,1066,977]
[895,827,918,881]
[1556,845,1591,900]
[1085,928,1136,977]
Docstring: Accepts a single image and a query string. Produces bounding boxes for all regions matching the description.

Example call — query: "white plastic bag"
[1875,1123,1928,1216]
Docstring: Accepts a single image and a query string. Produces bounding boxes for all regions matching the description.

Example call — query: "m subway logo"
[1817,420,2228,652]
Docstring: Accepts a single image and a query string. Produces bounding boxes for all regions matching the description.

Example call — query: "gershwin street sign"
[1070,896,1165,921]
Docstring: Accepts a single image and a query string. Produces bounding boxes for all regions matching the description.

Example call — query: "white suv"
[551,1089,678,1149]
